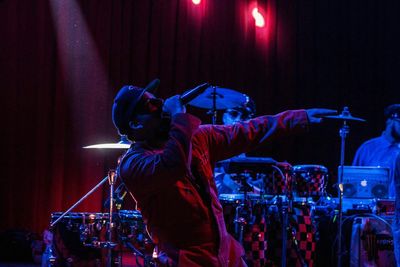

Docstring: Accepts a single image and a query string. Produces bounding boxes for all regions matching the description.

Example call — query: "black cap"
[112,79,160,136]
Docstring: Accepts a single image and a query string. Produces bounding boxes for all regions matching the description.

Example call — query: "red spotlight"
[192,0,201,5]
[252,7,265,27]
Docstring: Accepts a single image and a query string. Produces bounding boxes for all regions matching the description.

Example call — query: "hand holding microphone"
[163,95,186,116]
[163,83,209,116]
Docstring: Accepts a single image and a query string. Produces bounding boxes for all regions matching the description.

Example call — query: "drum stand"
[235,174,253,244]
[278,195,290,267]
[49,170,118,267]
[206,86,218,125]
[337,114,350,267]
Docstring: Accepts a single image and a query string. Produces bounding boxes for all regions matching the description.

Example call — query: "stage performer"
[112,79,336,266]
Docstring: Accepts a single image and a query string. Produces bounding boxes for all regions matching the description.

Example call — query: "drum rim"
[292,164,328,172]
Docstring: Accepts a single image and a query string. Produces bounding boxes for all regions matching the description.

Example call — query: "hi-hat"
[321,106,366,122]
[188,86,247,110]
[83,136,132,149]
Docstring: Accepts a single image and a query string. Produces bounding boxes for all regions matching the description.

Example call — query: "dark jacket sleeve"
[196,110,309,163]
[119,113,201,195]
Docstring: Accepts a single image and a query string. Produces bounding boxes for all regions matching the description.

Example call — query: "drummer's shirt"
[353,133,400,198]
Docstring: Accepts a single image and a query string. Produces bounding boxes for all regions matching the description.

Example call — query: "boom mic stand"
[50,170,118,267]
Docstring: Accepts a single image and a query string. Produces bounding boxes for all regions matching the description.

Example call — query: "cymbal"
[83,137,132,149]
[323,114,366,122]
[188,86,247,110]
[322,107,366,122]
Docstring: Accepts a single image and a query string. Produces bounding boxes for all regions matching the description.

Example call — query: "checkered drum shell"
[267,204,317,267]
[292,165,328,197]
[264,165,292,195]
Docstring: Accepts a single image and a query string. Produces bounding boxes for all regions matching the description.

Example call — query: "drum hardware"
[277,195,290,267]
[240,174,257,194]
[234,204,251,244]
[49,169,120,267]
[321,106,366,267]
[268,163,293,267]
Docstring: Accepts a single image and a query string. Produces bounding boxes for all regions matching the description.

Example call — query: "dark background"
[1,0,399,235]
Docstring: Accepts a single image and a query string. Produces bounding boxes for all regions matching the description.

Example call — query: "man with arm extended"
[112,80,336,266]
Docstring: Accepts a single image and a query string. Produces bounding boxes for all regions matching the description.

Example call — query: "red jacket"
[119,110,309,266]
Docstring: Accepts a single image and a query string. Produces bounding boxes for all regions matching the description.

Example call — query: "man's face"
[390,117,400,141]
[129,92,164,141]
[222,108,244,125]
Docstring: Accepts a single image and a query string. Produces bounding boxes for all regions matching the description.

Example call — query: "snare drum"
[292,165,328,197]
[50,212,108,266]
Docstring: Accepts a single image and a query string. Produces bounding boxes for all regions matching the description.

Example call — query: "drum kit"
[45,85,373,267]
[216,156,332,267]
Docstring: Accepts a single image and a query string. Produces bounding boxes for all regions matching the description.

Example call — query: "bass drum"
[50,212,108,267]
[344,214,396,267]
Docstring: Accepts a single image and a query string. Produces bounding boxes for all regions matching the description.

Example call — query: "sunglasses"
[134,97,164,115]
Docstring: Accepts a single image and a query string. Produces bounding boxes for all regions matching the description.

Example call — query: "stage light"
[192,0,201,5]
[252,7,265,28]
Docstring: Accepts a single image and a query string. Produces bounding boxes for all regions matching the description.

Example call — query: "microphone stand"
[50,170,118,267]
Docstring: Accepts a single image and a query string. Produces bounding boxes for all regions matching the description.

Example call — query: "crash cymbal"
[188,86,247,110]
[323,114,366,122]
[322,107,366,122]
[83,136,132,149]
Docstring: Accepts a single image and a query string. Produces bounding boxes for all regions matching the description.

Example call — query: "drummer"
[214,96,263,195]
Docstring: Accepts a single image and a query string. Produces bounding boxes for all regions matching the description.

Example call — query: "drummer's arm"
[203,110,309,162]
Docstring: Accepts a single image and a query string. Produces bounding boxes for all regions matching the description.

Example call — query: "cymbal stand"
[107,170,118,267]
[337,115,349,267]
[50,170,118,267]
[206,86,218,125]
[235,173,252,243]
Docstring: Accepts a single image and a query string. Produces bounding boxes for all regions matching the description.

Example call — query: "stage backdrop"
[1,0,399,234]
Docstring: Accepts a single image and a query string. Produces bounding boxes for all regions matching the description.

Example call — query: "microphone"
[179,83,209,105]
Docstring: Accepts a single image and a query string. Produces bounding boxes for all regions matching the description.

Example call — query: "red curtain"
[1,0,399,234]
